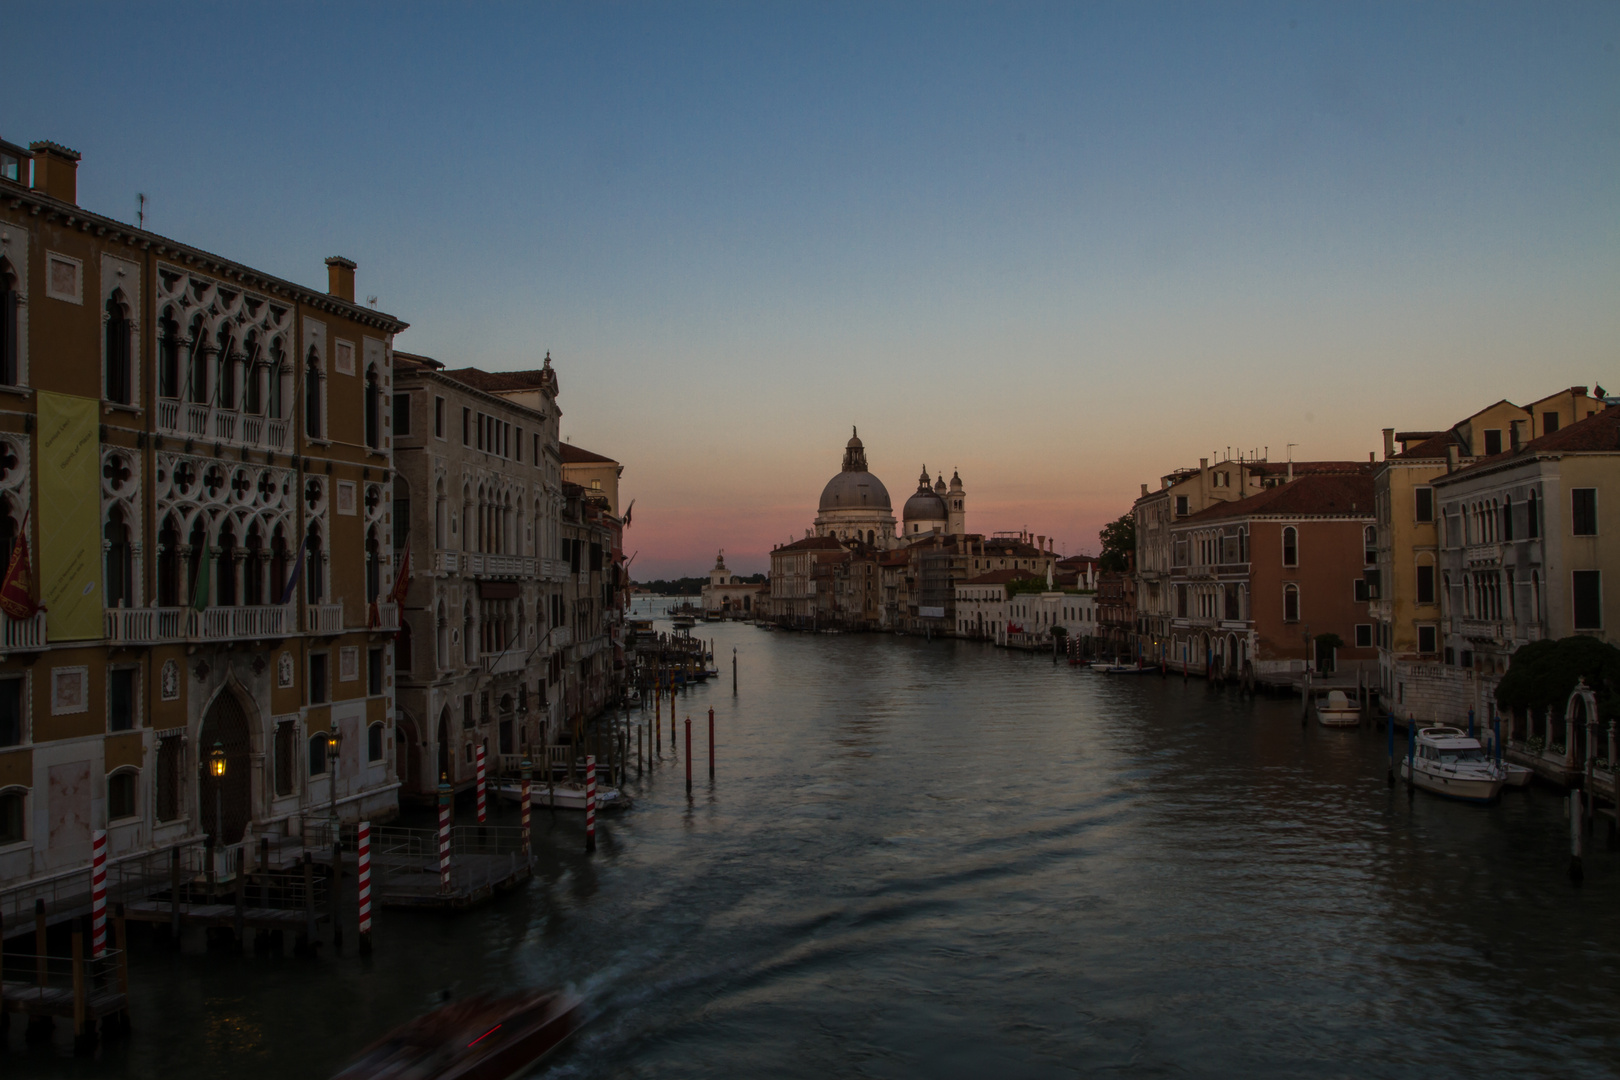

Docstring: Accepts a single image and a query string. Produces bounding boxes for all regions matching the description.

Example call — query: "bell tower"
[948,469,965,535]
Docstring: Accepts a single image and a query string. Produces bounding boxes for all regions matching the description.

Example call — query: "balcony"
[482,650,525,676]
[304,602,344,635]
[0,610,47,653]
[1459,619,1503,643]
[197,604,293,641]
[155,399,290,452]
[548,625,572,649]
[1464,543,1501,567]
[435,551,459,574]
[467,554,528,578]
[370,601,400,632]
[540,559,569,582]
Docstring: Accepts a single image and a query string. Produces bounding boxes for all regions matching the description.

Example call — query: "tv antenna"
[136,193,145,229]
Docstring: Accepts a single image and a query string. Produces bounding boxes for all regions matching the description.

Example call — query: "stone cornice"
[0,180,409,335]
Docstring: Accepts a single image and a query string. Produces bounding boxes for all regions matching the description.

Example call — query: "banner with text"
[38,391,102,641]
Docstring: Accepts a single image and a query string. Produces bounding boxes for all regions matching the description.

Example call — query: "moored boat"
[1399,726,1507,804]
[331,989,581,1080]
[1313,689,1360,727]
[495,780,630,812]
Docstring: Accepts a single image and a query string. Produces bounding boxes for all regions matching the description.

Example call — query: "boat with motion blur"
[495,778,629,812]
[331,989,581,1080]
[1399,726,1508,804]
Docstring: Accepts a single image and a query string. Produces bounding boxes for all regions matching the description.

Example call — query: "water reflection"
[17,611,1618,1077]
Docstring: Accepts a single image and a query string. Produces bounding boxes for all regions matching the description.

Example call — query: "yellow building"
[1371,387,1606,720]
[0,135,405,900]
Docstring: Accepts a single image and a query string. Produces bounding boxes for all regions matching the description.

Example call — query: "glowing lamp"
[208,740,227,778]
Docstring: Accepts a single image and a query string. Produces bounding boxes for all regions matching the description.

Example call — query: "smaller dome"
[904,490,948,521]
[934,475,947,494]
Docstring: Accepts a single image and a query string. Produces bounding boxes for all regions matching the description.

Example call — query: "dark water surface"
[17,617,1620,1078]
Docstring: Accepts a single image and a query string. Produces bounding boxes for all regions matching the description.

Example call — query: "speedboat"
[1313,689,1360,728]
[495,779,630,812]
[332,989,581,1079]
[1399,726,1507,804]
[1503,762,1533,788]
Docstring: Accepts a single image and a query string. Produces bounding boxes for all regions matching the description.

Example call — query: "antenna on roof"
[136,193,145,229]
[366,295,379,309]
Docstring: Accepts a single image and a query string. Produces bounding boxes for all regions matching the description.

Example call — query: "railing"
[305,602,344,634]
[1,609,48,652]
[482,649,525,675]
[106,607,157,644]
[371,601,400,632]
[154,399,292,452]
[199,604,292,640]
[0,840,209,929]
[436,551,459,574]
[1465,543,1502,566]
[1459,619,1503,642]
[479,554,526,577]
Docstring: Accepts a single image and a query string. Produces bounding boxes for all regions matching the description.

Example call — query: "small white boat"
[1089,660,1151,674]
[1503,762,1533,789]
[1313,689,1360,728]
[495,780,630,812]
[1399,726,1507,804]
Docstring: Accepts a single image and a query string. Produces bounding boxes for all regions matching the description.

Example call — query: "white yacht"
[1399,726,1507,804]
[1312,689,1360,727]
[495,779,630,812]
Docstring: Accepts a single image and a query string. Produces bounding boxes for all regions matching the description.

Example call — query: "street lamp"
[209,740,226,880]
[325,729,343,834]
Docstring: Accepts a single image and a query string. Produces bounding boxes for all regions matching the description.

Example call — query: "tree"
[1098,512,1135,573]
[1496,636,1620,722]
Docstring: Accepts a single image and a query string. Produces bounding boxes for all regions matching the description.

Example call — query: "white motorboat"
[494,779,630,812]
[1503,762,1533,789]
[1398,726,1507,804]
[1313,689,1360,728]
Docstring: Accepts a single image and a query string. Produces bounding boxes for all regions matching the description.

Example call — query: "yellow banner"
[37,391,102,641]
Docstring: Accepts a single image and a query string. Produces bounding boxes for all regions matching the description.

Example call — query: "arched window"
[186,315,208,404]
[157,515,182,606]
[187,518,209,607]
[368,722,385,763]
[215,323,236,410]
[306,523,325,603]
[304,347,322,438]
[436,602,449,670]
[216,520,237,606]
[267,337,286,419]
[0,494,16,568]
[104,505,133,608]
[107,769,138,821]
[0,258,18,386]
[104,292,132,405]
[270,525,289,604]
[242,331,263,415]
[1363,525,1376,566]
[244,522,265,606]
[364,367,382,449]
[157,306,180,399]
[1283,583,1300,622]
[435,480,447,549]
[1531,571,1541,621]
[1527,489,1539,539]
[308,734,328,776]
[463,603,476,664]
[398,618,414,673]
[1281,527,1298,567]
[1502,496,1514,542]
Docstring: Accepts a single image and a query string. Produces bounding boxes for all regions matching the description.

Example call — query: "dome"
[903,489,948,521]
[819,471,891,512]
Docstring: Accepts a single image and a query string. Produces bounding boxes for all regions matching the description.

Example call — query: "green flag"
[191,547,211,612]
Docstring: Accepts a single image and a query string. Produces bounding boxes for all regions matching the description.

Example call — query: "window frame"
[107,666,138,733]
[392,392,411,437]
[1417,624,1438,655]
[1282,582,1300,623]
[1414,486,1435,524]
[1572,488,1598,537]
[1572,569,1603,631]
[1355,624,1373,649]
[1281,526,1298,568]
[106,767,139,823]
[308,652,329,705]
[0,786,26,847]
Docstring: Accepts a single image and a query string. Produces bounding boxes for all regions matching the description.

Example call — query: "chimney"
[1369,452,1375,463]
[1036,535,1044,551]
[325,256,357,303]
[1200,457,1208,471]
[29,141,80,205]
[1382,428,1395,460]
[1141,483,1149,498]
[1445,445,1458,473]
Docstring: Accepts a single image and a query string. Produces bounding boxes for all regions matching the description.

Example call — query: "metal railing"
[0,840,208,929]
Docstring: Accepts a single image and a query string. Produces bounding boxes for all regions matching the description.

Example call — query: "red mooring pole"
[357,820,372,956]
[475,745,487,824]
[585,756,597,853]
[708,707,715,780]
[437,778,452,894]
[90,830,107,958]
[520,758,532,856]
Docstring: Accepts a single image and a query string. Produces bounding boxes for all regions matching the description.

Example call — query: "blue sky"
[8,2,1618,575]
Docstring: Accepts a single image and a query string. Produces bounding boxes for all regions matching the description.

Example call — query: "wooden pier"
[0,913,130,1051]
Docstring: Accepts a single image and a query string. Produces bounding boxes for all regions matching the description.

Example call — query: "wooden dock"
[0,921,130,1051]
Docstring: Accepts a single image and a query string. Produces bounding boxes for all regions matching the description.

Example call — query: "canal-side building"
[560,442,623,517]
[769,535,847,627]
[389,353,566,799]
[700,550,766,617]
[0,135,405,895]
[1369,387,1607,720]
[557,480,626,737]
[1401,404,1620,732]
[1166,471,1376,685]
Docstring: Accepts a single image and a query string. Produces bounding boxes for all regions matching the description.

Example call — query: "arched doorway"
[198,689,252,844]
[397,713,422,795]
[436,707,451,783]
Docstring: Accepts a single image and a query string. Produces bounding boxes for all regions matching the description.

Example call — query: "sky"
[7,2,1617,578]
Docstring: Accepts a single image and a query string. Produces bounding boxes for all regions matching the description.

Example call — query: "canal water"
[16,610,1620,1078]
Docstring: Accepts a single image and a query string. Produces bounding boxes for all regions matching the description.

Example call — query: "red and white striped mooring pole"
[584,755,597,853]
[357,820,373,955]
[437,777,452,894]
[520,758,532,855]
[91,829,107,958]
[475,744,487,824]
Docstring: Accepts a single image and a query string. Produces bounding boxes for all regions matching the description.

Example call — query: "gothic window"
[1282,527,1298,567]
[187,518,209,606]
[104,505,133,608]
[157,515,181,606]
[304,347,322,438]
[365,526,381,603]
[1527,489,1540,539]
[186,314,208,404]
[157,307,180,399]
[215,323,236,409]
[270,525,289,604]
[436,601,448,670]
[364,366,382,449]
[274,721,296,796]
[216,520,237,606]
[268,337,286,419]
[0,258,18,386]
[306,523,325,603]
[104,293,131,405]
[244,522,264,606]
[463,602,475,664]
[242,331,263,414]
[0,494,17,569]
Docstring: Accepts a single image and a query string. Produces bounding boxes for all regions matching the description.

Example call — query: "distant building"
[700,550,766,617]
[559,443,623,517]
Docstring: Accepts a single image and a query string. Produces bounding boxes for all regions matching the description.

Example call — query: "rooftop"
[1177,471,1374,523]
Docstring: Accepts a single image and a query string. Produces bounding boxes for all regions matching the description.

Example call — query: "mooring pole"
[35,898,47,987]
[585,756,597,853]
[90,829,107,958]
[437,777,452,895]
[1387,713,1396,787]
[475,744,487,824]
[520,759,533,856]
[1407,720,1416,801]
[733,647,738,694]
[685,717,693,795]
[709,707,715,780]
[1570,789,1584,884]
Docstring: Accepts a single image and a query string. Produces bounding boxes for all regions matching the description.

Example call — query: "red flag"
[389,547,412,607]
[0,512,40,620]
